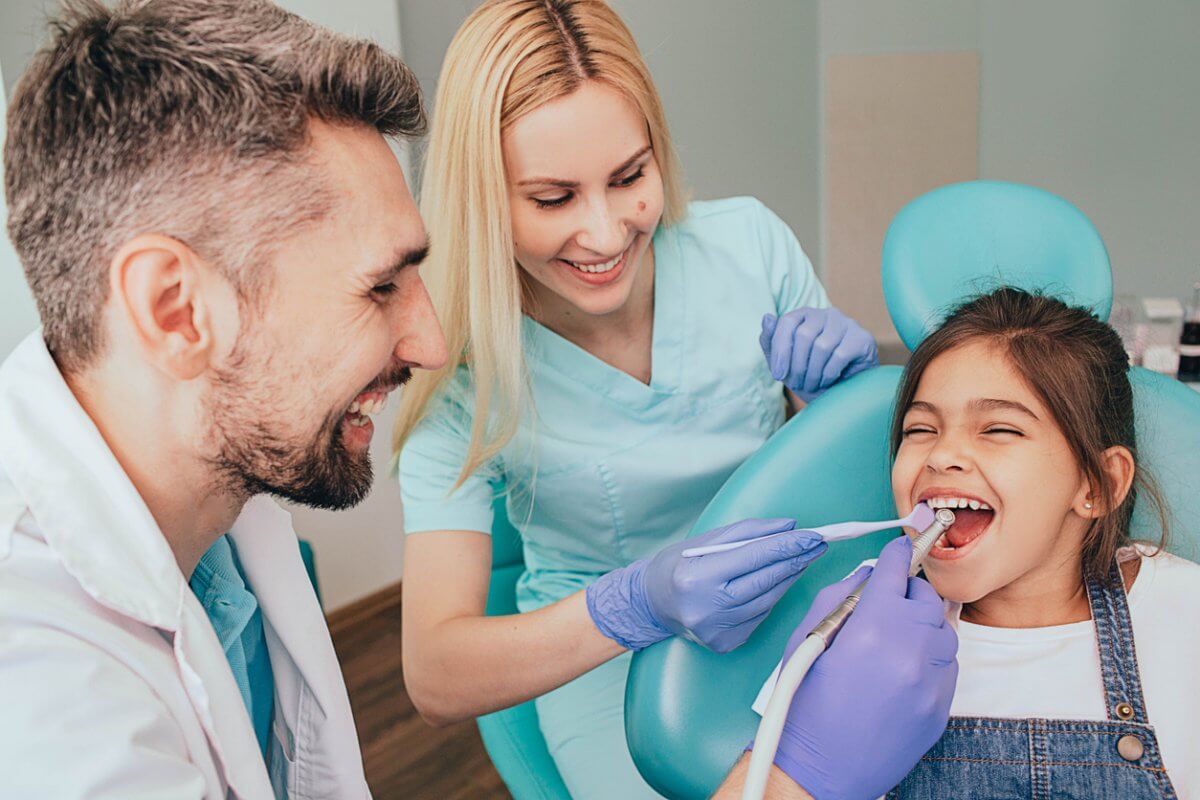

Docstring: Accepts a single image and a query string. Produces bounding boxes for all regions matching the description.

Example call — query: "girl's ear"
[1075,445,1136,518]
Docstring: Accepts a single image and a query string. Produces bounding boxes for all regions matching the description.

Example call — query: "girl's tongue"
[944,508,995,548]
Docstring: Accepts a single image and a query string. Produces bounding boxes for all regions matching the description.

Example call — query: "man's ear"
[110,234,215,380]
[1074,445,1136,519]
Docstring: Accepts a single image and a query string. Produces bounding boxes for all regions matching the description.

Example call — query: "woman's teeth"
[567,251,623,274]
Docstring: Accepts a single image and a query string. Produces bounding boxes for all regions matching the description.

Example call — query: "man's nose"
[395,276,448,372]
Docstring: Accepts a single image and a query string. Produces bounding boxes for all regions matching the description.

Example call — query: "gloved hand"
[760,307,879,402]
[586,518,827,653]
[765,536,957,800]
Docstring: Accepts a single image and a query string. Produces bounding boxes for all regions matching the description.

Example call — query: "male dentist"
[0,2,954,798]
[1,1,444,796]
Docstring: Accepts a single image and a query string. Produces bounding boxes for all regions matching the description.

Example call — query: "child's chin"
[925,570,990,605]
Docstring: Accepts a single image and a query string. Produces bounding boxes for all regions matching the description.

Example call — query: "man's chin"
[251,434,375,511]
[280,454,373,510]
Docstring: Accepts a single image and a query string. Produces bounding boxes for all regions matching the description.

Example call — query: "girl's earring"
[1083,501,1094,510]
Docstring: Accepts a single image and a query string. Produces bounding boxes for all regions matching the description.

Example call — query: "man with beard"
[0,1,445,797]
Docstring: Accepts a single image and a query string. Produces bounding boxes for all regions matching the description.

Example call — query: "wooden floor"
[329,586,511,800]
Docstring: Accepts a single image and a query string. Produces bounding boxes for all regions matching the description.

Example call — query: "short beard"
[203,338,374,511]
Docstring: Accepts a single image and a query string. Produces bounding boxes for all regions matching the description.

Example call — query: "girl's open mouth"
[922,495,996,561]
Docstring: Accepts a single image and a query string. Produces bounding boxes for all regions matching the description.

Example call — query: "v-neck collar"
[522,223,684,410]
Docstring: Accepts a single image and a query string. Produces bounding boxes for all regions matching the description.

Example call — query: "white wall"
[0,1,47,95]
[0,66,41,349]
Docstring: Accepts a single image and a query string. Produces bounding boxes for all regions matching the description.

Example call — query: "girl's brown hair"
[890,287,1168,582]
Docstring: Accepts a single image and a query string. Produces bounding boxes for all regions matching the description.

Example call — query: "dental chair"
[478,492,571,799]
[624,180,1200,799]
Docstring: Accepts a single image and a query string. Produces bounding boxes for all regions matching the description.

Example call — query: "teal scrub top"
[189,535,276,765]
[399,197,829,612]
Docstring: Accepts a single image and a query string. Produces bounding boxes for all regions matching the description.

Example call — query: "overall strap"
[1086,557,1150,724]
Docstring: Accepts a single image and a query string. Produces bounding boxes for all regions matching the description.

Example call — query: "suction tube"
[741,509,956,800]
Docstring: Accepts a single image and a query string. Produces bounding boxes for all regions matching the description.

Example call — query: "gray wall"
[819,0,1200,301]
[978,0,1200,299]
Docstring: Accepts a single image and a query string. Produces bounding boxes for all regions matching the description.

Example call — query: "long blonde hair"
[393,0,687,486]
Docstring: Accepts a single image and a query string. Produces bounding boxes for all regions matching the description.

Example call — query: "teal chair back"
[625,181,1200,799]
[477,492,571,799]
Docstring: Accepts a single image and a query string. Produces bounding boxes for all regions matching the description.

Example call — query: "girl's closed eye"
[902,424,936,438]
[982,425,1024,437]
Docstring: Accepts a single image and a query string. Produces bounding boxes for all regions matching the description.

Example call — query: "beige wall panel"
[825,51,979,347]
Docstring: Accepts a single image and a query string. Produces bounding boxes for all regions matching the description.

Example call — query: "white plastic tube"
[740,509,955,800]
[742,634,826,799]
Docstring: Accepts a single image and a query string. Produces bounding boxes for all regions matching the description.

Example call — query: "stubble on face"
[201,325,411,511]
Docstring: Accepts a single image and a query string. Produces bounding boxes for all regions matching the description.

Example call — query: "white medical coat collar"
[0,332,191,629]
[0,332,369,798]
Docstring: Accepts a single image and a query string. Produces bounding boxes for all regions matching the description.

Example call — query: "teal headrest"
[882,181,1114,350]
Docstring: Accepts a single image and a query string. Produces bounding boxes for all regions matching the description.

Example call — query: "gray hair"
[4,0,426,374]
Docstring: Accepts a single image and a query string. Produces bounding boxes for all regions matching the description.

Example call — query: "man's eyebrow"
[366,240,429,284]
[972,397,1040,420]
[515,144,652,188]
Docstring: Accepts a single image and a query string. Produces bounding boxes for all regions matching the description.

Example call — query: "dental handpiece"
[741,508,957,800]
[807,507,956,646]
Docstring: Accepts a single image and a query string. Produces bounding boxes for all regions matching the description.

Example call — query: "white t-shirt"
[753,546,1200,798]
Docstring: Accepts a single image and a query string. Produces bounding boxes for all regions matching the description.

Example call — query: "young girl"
[886,287,1199,798]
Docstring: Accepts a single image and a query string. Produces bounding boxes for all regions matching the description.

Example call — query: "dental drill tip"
[909,509,956,576]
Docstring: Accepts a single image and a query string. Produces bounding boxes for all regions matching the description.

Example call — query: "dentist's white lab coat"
[0,332,371,799]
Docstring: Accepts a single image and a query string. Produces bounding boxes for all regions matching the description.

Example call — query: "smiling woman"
[388,1,885,797]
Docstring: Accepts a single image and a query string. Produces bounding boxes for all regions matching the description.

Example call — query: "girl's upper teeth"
[928,496,992,511]
[570,253,622,273]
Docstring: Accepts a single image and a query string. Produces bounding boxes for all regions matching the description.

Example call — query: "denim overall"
[889,559,1178,799]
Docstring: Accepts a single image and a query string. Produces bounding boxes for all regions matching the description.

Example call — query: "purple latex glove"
[766,536,958,800]
[586,519,828,653]
[760,307,879,402]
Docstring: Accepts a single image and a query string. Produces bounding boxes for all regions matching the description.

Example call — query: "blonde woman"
[394,1,878,796]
